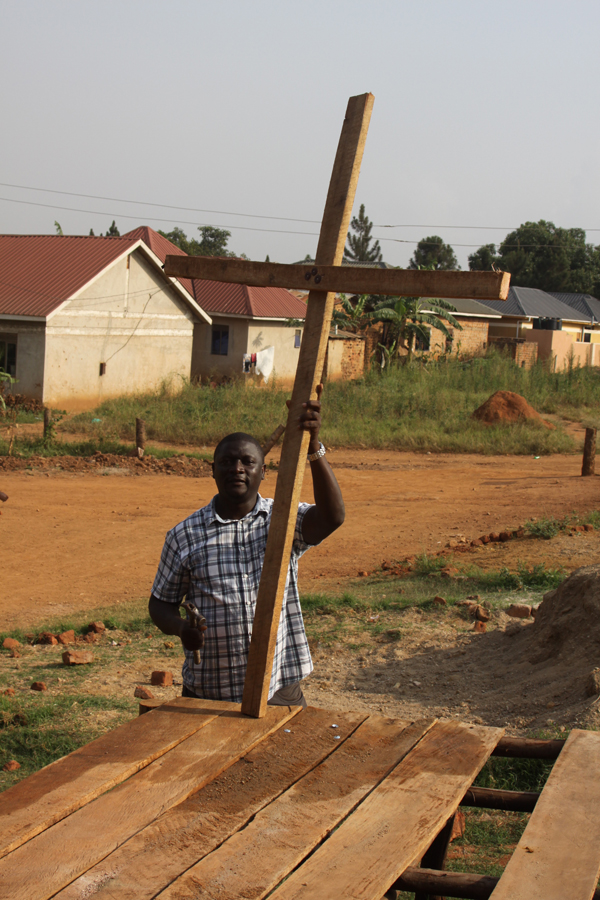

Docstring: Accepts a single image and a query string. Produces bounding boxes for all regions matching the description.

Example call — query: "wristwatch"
[307,441,326,462]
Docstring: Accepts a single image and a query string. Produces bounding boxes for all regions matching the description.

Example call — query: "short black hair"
[213,432,264,463]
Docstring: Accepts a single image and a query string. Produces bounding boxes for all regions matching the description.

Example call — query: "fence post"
[43,407,51,438]
[582,427,597,476]
[135,418,146,460]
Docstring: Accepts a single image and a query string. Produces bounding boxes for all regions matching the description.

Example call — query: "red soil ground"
[3,448,600,629]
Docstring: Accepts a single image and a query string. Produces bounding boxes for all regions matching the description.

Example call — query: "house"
[417,297,502,357]
[480,286,600,369]
[0,233,211,409]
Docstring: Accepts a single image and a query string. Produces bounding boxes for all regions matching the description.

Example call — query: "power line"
[4,180,600,234]
[0,196,321,238]
[0,181,321,225]
[1,195,597,250]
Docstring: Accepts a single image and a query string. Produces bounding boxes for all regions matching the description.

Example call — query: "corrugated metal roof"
[192,279,307,319]
[0,235,136,317]
[422,296,501,318]
[121,226,195,298]
[479,286,589,323]
[549,292,600,323]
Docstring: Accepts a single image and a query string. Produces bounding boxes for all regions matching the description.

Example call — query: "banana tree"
[371,296,462,362]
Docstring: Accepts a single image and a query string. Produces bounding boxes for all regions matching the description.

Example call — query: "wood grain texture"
[490,728,600,900]
[55,707,367,900]
[164,256,510,302]
[0,703,298,900]
[0,698,223,859]
[241,92,374,718]
[266,720,503,900]
[154,716,435,900]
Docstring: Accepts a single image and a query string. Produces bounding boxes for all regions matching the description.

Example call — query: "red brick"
[506,603,532,619]
[62,650,94,666]
[134,686,155,700]
[150,670,173,687]
[584,523,595,532]
[433,596,447,606]
[30,682,47,692]
[473,621,487,633]
[57,630,75,645]
[88,621,106,634]
[499,531,512,542]
[2,638,19,651]
[39,632,58,645]
[2,688,15,696]
[2,760,20,772]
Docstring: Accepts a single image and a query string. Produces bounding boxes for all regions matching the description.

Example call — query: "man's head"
[212,433,265,510]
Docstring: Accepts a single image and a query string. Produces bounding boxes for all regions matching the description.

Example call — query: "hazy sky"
[2,0,600,269]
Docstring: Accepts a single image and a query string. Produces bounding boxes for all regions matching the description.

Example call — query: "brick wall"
[340,337,365,379]
[490,337,538,369]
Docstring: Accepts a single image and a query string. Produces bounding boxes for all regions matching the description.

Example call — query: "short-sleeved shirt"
[151,494,315,702]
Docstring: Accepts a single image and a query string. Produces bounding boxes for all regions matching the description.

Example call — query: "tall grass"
[66,354,600,453]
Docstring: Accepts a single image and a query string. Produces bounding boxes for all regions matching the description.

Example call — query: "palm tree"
[331,294,374,334]
[371,296,462,362]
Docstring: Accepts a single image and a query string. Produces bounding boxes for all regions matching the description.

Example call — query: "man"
[149,389,344,707]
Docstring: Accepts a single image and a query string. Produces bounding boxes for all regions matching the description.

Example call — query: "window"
[211,326,229,356]
[0,338,17,377]
[294,329,302,349]
[584,333,591,344]
[415,329,431,352]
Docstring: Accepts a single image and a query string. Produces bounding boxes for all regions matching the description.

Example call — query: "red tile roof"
[193,280,307,319]
[124,228,307,319]
[0,226,306,322]
[121,226,195,298]
[0,235,136,317]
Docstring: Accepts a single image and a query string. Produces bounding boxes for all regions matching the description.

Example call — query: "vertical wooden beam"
[135,417,146,460]
[582,426,596,476]
[241,93,374,717]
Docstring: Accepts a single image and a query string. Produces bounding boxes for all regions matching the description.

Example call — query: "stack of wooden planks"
[1,700,600,900]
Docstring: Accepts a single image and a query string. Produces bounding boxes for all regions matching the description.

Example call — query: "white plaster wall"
[191,318,249,380]
[247,322,301,381]
[0,320,46,399]
[43,249,197,409]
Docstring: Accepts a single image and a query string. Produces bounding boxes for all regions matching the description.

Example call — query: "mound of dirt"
[0,453,212,477]
[472,390,554,428]
[526,565,600,664]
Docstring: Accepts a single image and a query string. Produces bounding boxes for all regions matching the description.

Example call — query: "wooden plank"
[241,92,374,718]
[55,707,367,900]
[165,255,511,302]
[490,728,600,900]
[0,697,225,859]
[153,716,436,900]
[0,703,299,900]
[264,720,503,900]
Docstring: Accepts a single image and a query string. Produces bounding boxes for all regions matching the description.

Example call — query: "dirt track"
[3,449,600,629]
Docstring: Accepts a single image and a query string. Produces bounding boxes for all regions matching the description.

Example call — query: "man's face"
[212,439,265,506]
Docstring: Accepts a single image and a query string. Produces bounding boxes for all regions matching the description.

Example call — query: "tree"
[54,221,63,235]
[158,225,235,257]
[89,228,95,236]
[409,236,459,270]
[469,220,600,294]
[371,295,461,362]
[467,243,498,271]
[344,204,382,262]
[105,220,120,237]
[195,225,232,257]
[331,295,374,333]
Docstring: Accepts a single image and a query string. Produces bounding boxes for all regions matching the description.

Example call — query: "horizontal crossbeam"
[164,256,510,301]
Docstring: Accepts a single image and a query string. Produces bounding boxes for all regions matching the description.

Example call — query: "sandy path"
[2,449,599,629]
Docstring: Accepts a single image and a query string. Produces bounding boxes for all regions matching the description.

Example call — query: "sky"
[2,0,600,269]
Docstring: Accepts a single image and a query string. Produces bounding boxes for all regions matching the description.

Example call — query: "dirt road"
[3,449,599,629]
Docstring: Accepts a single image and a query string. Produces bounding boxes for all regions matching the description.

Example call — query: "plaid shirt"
[151,494,315,702]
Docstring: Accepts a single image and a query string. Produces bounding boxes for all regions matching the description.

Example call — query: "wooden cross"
[165,93,509,717]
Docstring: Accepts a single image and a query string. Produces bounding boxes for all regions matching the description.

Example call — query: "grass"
[0,436,212,460]
[62,353,600,454]
[524,508,600,539]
